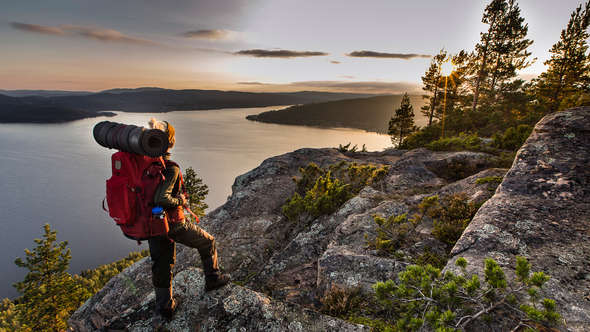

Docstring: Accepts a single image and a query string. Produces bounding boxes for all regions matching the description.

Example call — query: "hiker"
[147,118,229,322]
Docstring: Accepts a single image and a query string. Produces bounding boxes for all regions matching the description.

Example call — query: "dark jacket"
[153,155,183,209]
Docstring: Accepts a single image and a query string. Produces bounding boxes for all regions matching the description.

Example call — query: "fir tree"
[471,0,533,110]
[487,0,534,100]
[421,49,447,126]
[13,224,85,331]
[535,1,590,112]
[183,167,209,218]
[388,93,416,145]
[471,0,506,111]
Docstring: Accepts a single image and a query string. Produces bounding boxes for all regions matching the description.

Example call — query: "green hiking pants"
[148,220,220,288]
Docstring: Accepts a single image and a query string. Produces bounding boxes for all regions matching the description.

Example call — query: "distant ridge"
[0,88,376,123]
[246,95,427,134]
[0,89,93,97]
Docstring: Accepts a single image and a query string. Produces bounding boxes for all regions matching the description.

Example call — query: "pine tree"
[471,0,533,110]
[535,1,590,112]
[471,0,506,111]
[13,224,85,331]
[421,49,447,125]
[487,0,534,100]
[183,167,209,218]
[388,93,416,145]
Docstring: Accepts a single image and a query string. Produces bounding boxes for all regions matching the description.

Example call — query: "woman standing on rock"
[147,118,229,325]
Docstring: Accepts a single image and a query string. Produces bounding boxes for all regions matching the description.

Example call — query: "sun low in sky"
[0,0,585,93]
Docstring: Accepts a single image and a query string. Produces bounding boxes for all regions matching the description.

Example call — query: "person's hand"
[180,194,188,207]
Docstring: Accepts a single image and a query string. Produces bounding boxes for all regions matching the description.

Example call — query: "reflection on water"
[0,106,393,298]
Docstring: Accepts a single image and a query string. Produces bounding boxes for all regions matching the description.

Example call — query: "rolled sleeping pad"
[116,124,137,153]
[106,123,127,150]
[94,121,117,148]
[93,120,169,157]
[92,121,107,147]
[141,129,169,157]
[128,126,146,155]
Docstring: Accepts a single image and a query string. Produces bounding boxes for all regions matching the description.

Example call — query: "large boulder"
[446,107,590,331]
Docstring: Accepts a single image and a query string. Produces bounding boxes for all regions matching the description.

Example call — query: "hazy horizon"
[1,0,586,94]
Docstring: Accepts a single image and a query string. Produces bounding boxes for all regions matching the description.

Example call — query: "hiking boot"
[205,274,230,292]
[154,287,177,321]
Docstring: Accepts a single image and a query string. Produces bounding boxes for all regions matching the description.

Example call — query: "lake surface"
[0,106,394,298]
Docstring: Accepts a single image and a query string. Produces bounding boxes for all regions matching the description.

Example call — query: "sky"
[0,0,587,93]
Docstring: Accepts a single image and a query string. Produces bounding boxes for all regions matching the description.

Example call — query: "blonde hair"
[148,118,176,148]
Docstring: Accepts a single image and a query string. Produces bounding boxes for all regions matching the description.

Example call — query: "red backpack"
[104,151,169,241]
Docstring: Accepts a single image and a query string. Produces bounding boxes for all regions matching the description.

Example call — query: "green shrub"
[337,142,367,153]
[368,195,438,257]
[400,123,442,149]
[412,249,448,269]
[75,250,150,296]
[489,151,517,168]
[426,133,484,152]
[491,124,533,151]
[425,194,481,247]
[369,213,419,255]
[475,176,503,185]
[372,257,560,331]
[283,162,389,221]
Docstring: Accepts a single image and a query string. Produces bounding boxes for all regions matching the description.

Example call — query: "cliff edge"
[69,108,589,331]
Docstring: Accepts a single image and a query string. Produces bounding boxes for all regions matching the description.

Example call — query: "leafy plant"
[372,257,560,331]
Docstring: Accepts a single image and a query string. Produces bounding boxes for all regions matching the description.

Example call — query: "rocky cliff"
[446,108,590,331]
[69,108,589,331]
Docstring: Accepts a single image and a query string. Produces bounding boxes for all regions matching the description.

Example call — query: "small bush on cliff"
[368,195,437,256]
[400,123,442,150]
[337,143,367,153]
[370,213,420,255]
[372,257,560,331]
[492,124,533,151]
[283,162,389,221]
[427,194,482,247]
[426,133,484,152]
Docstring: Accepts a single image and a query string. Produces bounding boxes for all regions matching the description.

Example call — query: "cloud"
[347,50,431,59]
[290,80,421,93]
[10,22,64,35]
[234,49,329,58]
[330,60,341,64]
[237,81,266,85]
[10,22,157,46]
[181,29,230,40]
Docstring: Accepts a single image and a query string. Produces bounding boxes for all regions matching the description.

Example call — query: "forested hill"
[0,88,375,123]
[246,95,427,134]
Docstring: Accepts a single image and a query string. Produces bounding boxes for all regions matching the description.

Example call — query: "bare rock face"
[446,107,590,332]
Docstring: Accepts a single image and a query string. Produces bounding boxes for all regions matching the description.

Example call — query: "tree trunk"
[472,41,490,112]
[429,80,440,125]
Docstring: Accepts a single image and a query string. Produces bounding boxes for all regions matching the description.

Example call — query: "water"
[0,106,394,298]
